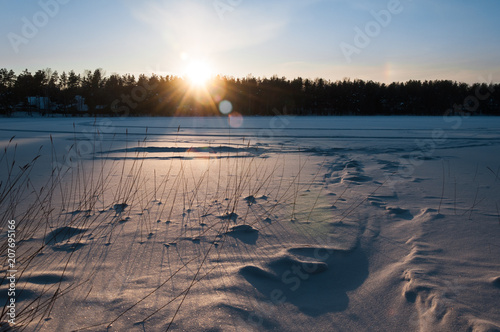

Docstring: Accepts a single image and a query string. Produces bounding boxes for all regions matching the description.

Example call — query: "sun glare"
[185,60,212,87]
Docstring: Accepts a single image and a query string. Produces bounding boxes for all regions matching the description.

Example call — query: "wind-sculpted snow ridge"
[398,208,500,332]
[239,246,368,315]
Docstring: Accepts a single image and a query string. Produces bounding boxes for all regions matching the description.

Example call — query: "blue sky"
[1,0,500,83]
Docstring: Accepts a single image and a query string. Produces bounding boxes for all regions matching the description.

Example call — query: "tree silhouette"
[1,68,498,117]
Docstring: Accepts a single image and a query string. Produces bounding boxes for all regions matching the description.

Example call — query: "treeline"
[0,68,499,116]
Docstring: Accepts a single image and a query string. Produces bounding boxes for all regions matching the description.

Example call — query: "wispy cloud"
[129,0,298,56]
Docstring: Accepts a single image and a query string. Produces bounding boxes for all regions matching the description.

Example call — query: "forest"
[0,68,499,117]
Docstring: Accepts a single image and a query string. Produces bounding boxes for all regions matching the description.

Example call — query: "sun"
[185,60,212,87]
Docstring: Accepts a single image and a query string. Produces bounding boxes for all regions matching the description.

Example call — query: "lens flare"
[228,112,243,128]
[219,100,233,115]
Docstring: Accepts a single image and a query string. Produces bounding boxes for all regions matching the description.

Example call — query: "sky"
[1,0,500,84]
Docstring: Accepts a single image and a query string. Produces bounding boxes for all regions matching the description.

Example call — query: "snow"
[0,116,500,331]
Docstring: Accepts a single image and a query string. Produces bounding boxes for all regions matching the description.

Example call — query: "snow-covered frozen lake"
[1,116,500,331]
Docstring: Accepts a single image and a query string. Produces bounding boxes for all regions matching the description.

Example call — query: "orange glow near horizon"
[165,63,233,117]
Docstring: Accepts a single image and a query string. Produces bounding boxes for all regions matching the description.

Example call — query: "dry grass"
[0,127,330,331]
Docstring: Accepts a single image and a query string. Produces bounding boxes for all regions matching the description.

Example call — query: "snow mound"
[217,212,238,221]
[26,273,68,285]
[44,226,87,245]
[244,195,257,204]
[227,224,258,233]
[225,224,259,244]
[113,203,128,214]
[239,247,368,315]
